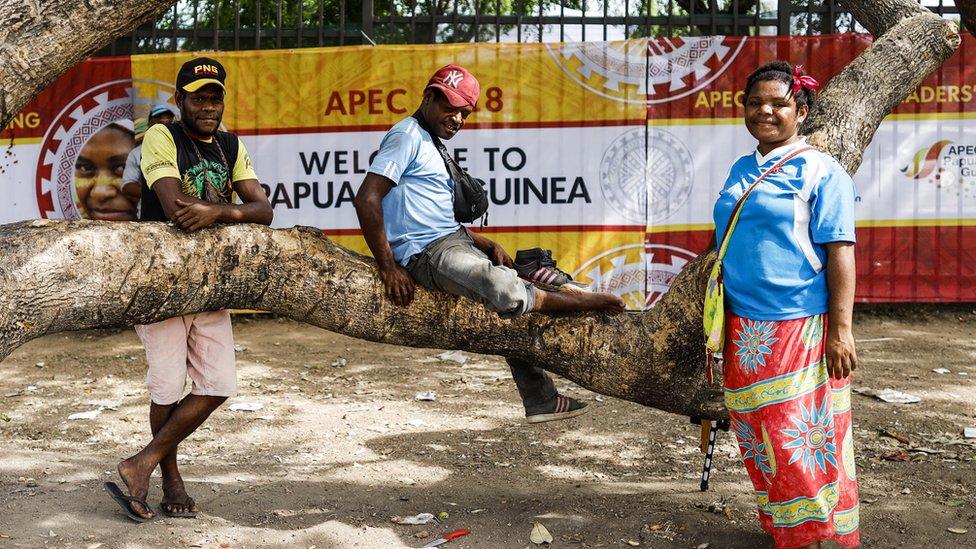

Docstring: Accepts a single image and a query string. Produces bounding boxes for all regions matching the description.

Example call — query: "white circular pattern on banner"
[600,127,694,224]
[572,243,698,311]
[546,37,745,105]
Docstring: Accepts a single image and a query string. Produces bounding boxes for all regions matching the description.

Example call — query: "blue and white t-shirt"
[368,117,461,265]
[713,138,858,321]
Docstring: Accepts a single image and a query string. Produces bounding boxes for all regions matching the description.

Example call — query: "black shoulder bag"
[412,114,489,225]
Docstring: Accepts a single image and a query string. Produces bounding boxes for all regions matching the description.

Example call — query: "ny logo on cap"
[443,70,464,88]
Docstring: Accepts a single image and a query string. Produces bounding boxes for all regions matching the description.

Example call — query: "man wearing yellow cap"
[104,57,273,523]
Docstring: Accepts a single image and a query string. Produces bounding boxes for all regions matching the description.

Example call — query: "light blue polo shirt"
[368,117,460,265]
[713,139,858,321]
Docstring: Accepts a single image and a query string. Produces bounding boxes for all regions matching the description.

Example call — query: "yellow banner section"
[130,43,645,130]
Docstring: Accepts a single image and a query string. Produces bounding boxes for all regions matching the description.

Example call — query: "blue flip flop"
[103,481,154,523]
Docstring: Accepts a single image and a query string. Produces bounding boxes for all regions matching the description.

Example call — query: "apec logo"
[599,127,694,224]
[572,243,697,311]
[546,36,745,105]
[34,79,177,220]
[901,140,976,195]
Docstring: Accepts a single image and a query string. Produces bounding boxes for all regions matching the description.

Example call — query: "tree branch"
[0,0,178,129]
[804,7,959,173]
[837,0,930,37]
[0,0,963,424]
[0,220,726,419]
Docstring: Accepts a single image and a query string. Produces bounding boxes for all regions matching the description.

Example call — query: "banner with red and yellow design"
[3,34,975,305]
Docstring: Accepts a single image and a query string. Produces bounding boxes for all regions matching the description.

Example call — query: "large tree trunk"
[0,0,961,420]
[0,0,177,129]
[0,219,724,417]
[805,0,961,165]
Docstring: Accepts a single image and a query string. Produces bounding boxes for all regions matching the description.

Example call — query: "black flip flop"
[159,498,198,518]
[103,481,154,523]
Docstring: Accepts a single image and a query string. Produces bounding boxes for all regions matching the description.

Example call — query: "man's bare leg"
[532,287,625,314]
[116,395,227,519]
[150,401,199,516]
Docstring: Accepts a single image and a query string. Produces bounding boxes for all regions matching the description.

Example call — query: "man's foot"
[514,248,590,292]
[116,457,155,520]
[534,287,626,314]
[565,291,626,313]
[590,292,627,313]
[557,282,591,294]
[160,477,199,518]
[160,497,198,518]
[525,395,590,424]
[104,481,154,523]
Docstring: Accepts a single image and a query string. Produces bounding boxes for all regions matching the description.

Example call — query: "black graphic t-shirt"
[139,122,256,221]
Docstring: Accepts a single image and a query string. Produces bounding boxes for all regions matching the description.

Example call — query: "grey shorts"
[406,228,535,318]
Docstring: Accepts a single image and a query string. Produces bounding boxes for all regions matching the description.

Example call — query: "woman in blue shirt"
[713,61,860,549]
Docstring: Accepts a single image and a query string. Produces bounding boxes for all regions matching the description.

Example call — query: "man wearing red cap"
[354,65,625,424]
[104,57,273,523]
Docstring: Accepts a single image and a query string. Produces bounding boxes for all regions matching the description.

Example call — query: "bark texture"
[0,0,177,129]
[806,1,960,169]
[838,0,931,37]
[0,219,725,418]
[0,0,962,421]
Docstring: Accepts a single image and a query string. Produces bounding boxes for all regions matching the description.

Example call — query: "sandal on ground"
[159,497,198,518]
[103,481,154,523]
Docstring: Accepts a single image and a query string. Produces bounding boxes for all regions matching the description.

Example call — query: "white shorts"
[135,310,237,405]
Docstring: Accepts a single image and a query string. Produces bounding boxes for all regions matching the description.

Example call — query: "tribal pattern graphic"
[734,320,779,373]
[731,416,773,475]
[782,395,839,475]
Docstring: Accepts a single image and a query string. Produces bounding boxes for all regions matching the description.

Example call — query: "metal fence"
[97,0,961,55]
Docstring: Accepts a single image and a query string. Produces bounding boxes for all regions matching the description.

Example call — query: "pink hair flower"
[792,64,820,95]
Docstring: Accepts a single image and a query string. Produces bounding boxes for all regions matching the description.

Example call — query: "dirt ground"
[1,308,975,549]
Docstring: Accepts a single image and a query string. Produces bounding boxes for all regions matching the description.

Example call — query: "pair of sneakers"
[513,248,590,293]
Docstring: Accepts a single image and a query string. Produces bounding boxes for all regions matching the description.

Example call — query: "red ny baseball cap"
[425,64,480,109]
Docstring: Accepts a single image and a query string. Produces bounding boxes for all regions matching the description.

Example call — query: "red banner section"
[651,227,976,303]
[3,56,133,142]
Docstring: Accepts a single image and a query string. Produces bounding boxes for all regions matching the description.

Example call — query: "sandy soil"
[1,308,974,548]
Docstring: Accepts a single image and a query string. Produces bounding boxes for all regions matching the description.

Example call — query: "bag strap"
[411,114,488,227]
[411,114,456,173]
[716,145,815,260]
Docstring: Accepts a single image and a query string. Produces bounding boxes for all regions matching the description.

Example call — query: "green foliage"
[108,0,862,53]
[135,0,582,49]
